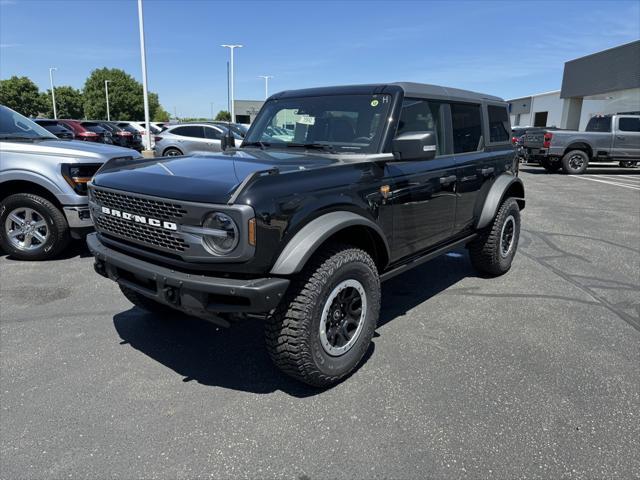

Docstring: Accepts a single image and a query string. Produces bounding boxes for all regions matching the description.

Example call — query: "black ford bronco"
[87,83,524,387]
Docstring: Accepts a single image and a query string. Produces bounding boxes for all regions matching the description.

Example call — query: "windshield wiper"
[242,141,271,149]
[286,143,336,152]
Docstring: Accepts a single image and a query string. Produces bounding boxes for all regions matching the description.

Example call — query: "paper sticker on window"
[297,116,315,125]
[370,99,379,107]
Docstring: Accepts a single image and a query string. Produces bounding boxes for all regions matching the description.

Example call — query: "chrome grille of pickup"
[95,215,188,252]
[92,188,187,220]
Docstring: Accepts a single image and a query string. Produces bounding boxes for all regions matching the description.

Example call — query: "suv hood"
[91,149,341,204]
[0,138,140,161]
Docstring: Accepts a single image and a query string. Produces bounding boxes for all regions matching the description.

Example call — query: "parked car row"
[153,121,248,156]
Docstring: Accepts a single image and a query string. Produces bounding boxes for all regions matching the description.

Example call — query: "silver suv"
[153,123,229,156]
[0,105,142,260]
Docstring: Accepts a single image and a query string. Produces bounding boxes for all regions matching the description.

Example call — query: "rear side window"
[451,103,482,153]
[618,117,640,132]
[586,116,612,132]
[204,126,223,140]
[397,98,446,155]
[171,126,204,138]
[488,105,510,142]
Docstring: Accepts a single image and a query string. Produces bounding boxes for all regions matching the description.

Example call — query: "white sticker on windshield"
[297,116,315,125]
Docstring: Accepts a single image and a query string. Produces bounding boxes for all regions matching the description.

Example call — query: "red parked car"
[58,119,111,143]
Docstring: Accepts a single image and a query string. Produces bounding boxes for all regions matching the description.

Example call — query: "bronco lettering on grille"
[100,206,177,231]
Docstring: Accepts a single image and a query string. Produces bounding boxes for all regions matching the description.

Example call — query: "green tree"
[148,92,169,122]
[84,68,143,120]
[215,110,231,121]
[0,76,48,116]
[43,86,84,119]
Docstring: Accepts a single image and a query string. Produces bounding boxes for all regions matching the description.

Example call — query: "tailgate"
[523,131,545,148]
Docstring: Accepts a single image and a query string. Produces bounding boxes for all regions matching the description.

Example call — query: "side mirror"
[392,131,437,161]
[221,127,236,151]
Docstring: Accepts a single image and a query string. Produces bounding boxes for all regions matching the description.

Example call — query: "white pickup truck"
[523,114,640,174]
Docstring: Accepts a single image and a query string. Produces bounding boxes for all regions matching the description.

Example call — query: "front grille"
[95,215,188,252]
[92,188,187,221]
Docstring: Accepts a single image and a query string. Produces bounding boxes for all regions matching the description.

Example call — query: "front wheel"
[469,198,521,277]
[163,147,183,157]
[561,150,589,174]
[0,193,70,260]
[265,244,381,387]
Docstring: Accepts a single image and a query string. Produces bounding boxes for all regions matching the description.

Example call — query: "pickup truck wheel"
[119,284,176,316]
[619,160,637,168]
[163,147,183,157]
[265,244,380,387]
[469,198,520,277]
[0,193,70,261]
[561,150,589,174]
[540,158,561,173]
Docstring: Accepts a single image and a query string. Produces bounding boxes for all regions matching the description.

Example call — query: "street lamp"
[104,80,111,121]
[49,67,58,119]
[258,75,273,100]
[137,0,152,155]
[221,44,243,122]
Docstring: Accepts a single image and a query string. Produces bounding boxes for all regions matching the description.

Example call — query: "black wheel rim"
[568,154,585,170]
[500,215,516,258]
[319,279,367,356]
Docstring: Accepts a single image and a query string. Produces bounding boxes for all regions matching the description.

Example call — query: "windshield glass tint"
[0,106,56,139]
[244,94,393,153]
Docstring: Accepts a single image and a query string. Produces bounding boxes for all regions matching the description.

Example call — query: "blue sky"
[1,0,638,117]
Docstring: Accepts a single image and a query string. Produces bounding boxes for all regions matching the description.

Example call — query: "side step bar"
[380,234,476,282]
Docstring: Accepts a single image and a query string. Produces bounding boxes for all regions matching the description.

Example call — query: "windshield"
[0,106,57,140]
[243,94,393,153]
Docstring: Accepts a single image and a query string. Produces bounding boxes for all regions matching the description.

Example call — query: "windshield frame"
[0,106,58,140]
[242,92,399,154]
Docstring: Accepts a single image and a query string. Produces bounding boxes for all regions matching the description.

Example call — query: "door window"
[171,126,204,138]
[586,116,612,132]
[487,105,510,143]
[451,103,482,153]
[204,126,223,140]
[618,117,640,132]
[397,99,446,155]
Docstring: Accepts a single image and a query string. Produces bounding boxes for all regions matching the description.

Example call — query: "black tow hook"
[163,286,179,306]
[94,260,107,278]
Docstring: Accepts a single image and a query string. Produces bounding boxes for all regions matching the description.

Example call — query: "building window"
[451,103,483,153]
[514,114,521,126]
[534,111,548,127]
[488,105,510,142]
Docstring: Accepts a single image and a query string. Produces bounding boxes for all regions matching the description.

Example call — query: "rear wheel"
[561,150,589,174]
[0,193,70,260]
[163,147,183,157]
[540,158,561,173]
[469,198,521,277]
[265,244,380,387]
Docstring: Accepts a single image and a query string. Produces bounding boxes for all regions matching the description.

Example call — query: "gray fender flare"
[270,211,389,275]
[476,175,525,229]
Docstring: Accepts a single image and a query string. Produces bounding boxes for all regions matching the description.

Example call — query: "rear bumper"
[87,233,289,314]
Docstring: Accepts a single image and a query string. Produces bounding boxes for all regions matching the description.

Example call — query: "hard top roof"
[269,82,504,103]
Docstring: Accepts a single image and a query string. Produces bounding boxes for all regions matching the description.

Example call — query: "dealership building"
[508,40,640,131]
[233,100,264,124]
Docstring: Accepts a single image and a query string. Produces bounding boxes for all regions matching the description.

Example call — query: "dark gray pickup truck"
[523,114,640,174]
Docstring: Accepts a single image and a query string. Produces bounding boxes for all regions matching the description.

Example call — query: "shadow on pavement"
[113,249,473,396]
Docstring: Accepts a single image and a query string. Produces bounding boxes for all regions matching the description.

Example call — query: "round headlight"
[202,212,239,255]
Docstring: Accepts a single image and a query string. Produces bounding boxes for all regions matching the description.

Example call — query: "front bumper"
[64,206,93,228]
[87,233,289,314]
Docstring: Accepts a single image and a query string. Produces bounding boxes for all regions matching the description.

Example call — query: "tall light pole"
[221,44,242,122]
[137,0,152,155]
[258,75,273,100]
[104,80,111,121]
[211,102,214,120]
[49,67,58,119]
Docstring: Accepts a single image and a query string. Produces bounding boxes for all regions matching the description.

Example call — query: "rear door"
[613,116,640,159]
[387,98,457,259]
[169,126,206,153]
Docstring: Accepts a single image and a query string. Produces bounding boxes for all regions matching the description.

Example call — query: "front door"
[613,116,640,159]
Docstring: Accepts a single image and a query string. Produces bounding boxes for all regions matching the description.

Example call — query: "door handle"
[439,175,457,185]
[616,135,625,140]
[481,167,495,176]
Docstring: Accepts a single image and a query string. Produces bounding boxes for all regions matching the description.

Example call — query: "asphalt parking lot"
[1,165,639,479]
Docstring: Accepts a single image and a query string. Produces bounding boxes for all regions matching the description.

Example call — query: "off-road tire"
[469,197,520,277]
[163,147,183,157]
[561,150,589,174]
[119,284,176,316]
[0,193,70,261]
[265,244,381,387]
[540,158,561,173]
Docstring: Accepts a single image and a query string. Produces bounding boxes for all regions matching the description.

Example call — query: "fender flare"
[270,211,390,275]
[0,170,67,199]
[476,175,525,229]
